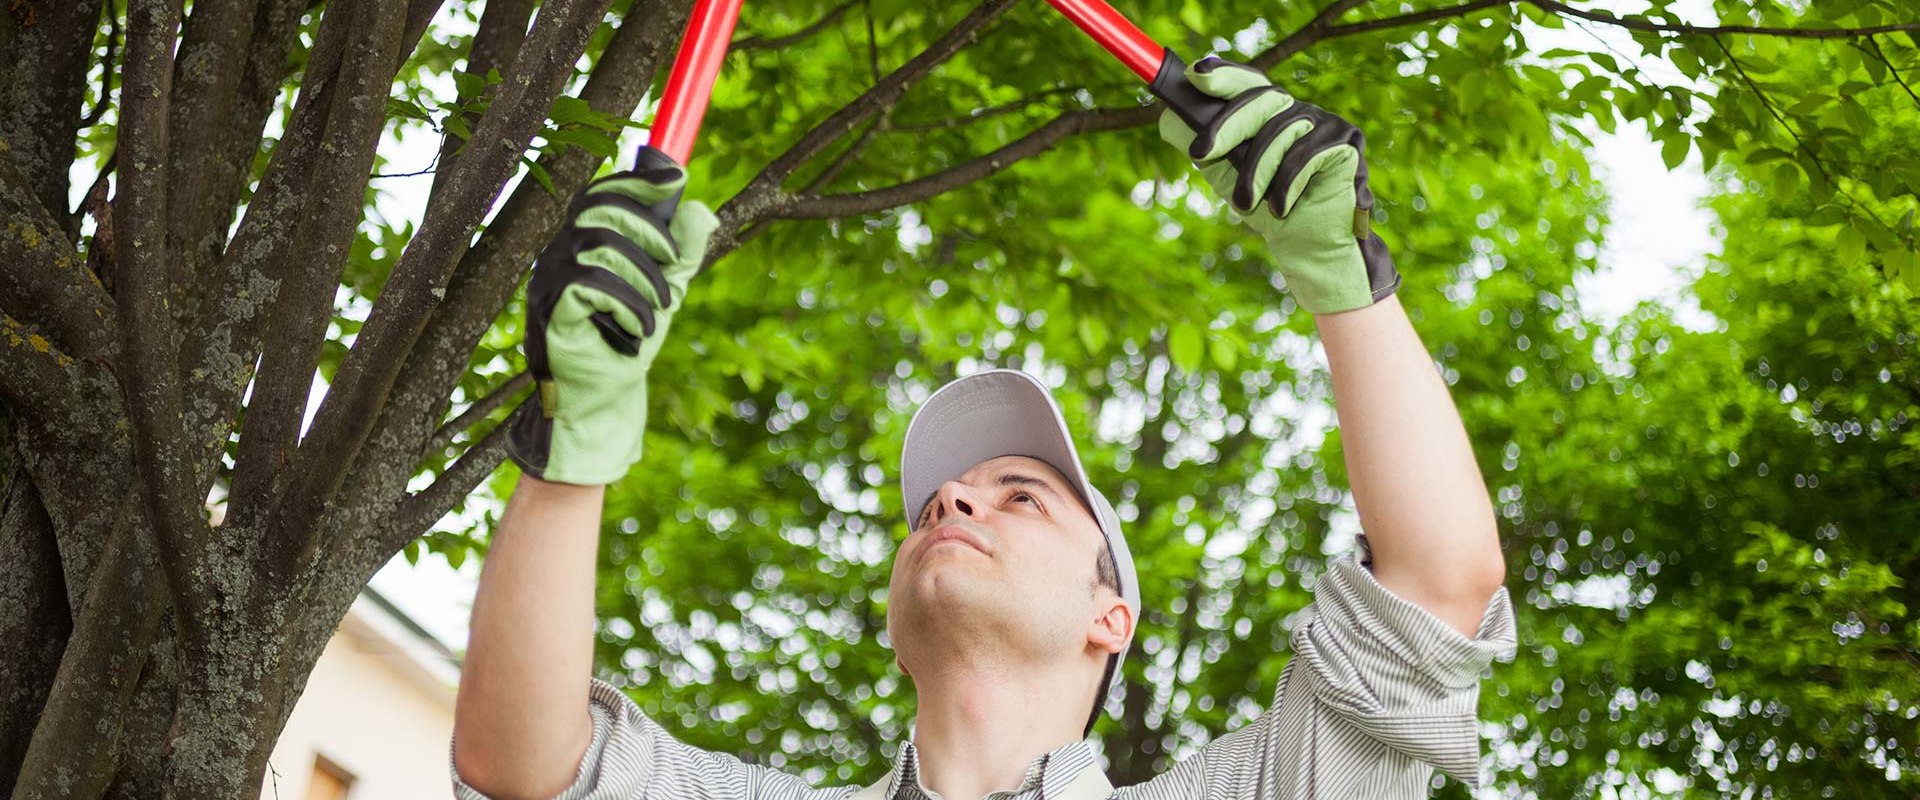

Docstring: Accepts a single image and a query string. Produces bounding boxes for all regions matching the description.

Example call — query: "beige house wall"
[260,591,462,800]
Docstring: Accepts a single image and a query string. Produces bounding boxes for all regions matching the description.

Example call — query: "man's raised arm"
[450,152,720,800]
[1153,57,1505,637]
[454,479,606,799]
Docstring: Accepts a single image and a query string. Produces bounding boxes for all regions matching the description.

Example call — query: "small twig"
[388,404,518,546]
[863,0,880,83]
[730,0,858,51]
[889,86,1099,131]
[422,370,532,457]
[1864,35,1920,110]
[799,114,887,195]
[80,0,122,127]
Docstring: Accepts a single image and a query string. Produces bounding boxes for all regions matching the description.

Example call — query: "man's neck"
[905,660,1092,800]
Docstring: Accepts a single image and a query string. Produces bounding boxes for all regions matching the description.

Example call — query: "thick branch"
[775,106,1156,222]
[730,0,858,51]
[224,0,408,548]
[0,149,118,362]
[0,0,106,240]
[165,0,262,323]
[1526,0,1920,39]
[278,0,614,562]
[113,0,215,645]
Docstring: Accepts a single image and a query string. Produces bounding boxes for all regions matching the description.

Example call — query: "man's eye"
[1010,491,1036,505]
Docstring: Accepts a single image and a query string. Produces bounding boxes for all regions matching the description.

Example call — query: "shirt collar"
[889,738,1099,800]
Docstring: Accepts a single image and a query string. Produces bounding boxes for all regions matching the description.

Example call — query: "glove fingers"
[663,200,719,291]
[552,267,660,341]
[1190,88,1293,162]
[573,191,680,262]
[1187,57,1273,98]
[567,227,676,312]
[1268,117,1363,219]
[1233,109,1317,213]
[585,165,687,205]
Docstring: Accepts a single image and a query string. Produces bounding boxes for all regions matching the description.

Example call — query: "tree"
[1,0,1915,797]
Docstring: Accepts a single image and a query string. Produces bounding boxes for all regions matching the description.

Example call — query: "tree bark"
[0,0,105,241]
[0,413,71,789]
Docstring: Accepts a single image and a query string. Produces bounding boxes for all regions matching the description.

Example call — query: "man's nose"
[930,481,986,523]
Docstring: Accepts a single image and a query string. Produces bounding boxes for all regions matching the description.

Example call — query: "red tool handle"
[1041,0,1161,82]
[649,0,745,165]
[1042,0,1238,156]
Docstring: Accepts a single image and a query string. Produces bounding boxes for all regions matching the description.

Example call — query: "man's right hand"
[507,147,718,486]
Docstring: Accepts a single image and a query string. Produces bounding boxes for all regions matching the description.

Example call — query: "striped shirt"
[452,538,1518,799]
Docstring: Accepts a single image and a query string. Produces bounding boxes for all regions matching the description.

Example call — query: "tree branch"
[429,0,536,204]
[224,0,409,548]
[1526,0,1920,39]
[422,370,532,459]
[165,0,264,323]
[710,0,1020,256]
[774,105,1156,222]
[0,313,83,424]
[79,0,120,129]
[0,149,118,362]
[113,0,215,645]
[730,0,858,51]
[0,0,106,242]
[1865,35,1920,110]
[172,0,321,354]
[384,406,517,553]
[277,0,614,564]
[1254,0,1374,69]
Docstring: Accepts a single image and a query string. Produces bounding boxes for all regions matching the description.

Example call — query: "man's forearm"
[453,476,604,800]
[1314,294,1506,637]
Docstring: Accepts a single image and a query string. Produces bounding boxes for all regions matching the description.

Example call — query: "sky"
[363,0,1727,654]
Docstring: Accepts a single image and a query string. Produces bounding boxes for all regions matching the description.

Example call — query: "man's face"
[885,455,1122,676]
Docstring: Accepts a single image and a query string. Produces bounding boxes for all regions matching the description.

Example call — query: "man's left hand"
[1158,57,1402,315]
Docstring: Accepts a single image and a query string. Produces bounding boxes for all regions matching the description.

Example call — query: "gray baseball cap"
[899,368,1140,736]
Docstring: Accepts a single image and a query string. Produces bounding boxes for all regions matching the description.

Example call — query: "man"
[451,57,1517,800]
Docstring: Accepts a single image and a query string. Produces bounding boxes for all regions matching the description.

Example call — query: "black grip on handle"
[1149,49,1252,164]
[588,144,688,355]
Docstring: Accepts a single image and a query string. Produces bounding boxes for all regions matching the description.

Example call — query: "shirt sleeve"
[450,677,858,800]
[1121,535,1518,800]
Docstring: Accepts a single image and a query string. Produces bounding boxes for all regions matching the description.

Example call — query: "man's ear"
[1087,597,1134,656]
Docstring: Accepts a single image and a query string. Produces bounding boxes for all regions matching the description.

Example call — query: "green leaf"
[403,539,421,566]
[544,127,620,159]
[1786,94,1832,116]
[1838,224,1868,264]
[1207,335,1238,371]
[1746,147,1791,165]
[1661,135,1689,170]
[1169,322,1202,373]
[1806,205,1850,227]
[452,70,486,99]
[522,155,558,197]
[1838,98,1875,133]
[1772,162,1800,198]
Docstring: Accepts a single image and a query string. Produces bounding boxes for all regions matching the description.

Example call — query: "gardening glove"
[506,147,718,485]
[1157,57,1401,315]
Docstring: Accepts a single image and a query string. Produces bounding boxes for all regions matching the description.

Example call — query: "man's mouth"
[928,524,989,556]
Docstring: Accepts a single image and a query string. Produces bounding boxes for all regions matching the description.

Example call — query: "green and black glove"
[1157,57,1401,315]
[507,147,718,485]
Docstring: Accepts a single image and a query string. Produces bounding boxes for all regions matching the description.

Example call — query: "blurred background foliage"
[156,0,1919,795]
